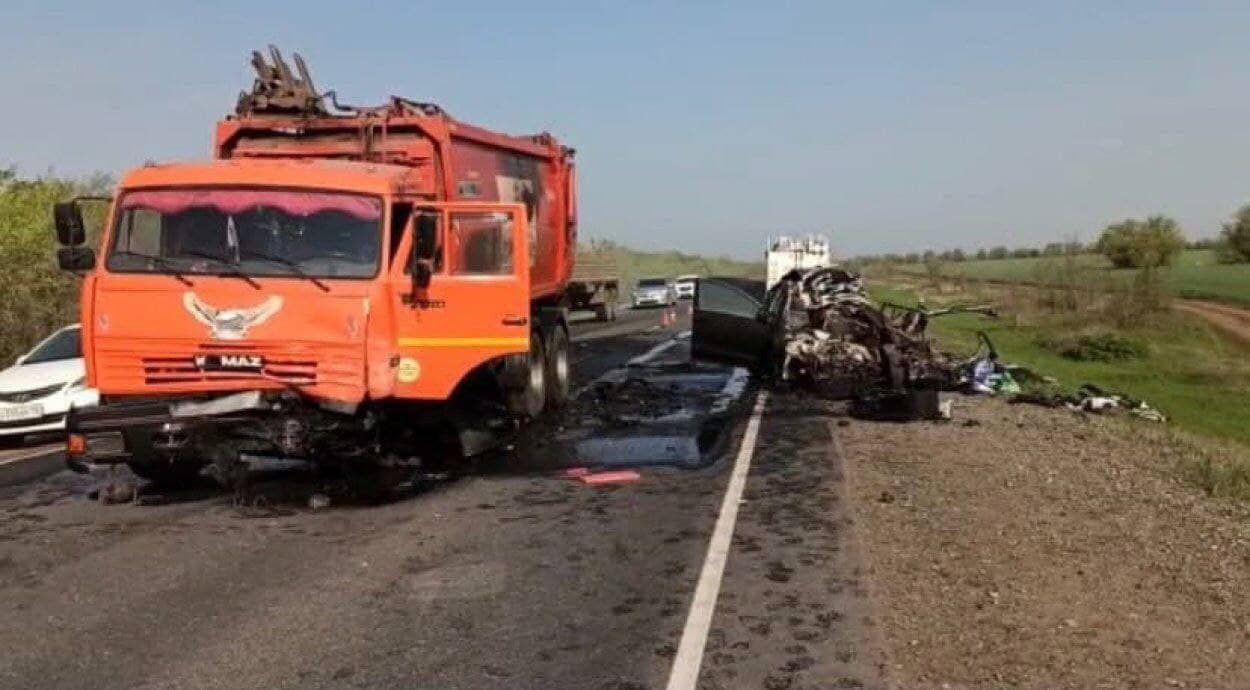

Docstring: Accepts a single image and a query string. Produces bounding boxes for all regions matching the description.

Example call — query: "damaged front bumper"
[64,390,371,471]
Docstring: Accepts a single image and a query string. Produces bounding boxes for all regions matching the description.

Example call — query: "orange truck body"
[84,109,576,405]
[61,49,578,471]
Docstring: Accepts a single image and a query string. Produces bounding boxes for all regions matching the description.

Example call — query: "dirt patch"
[1176,299,1250,347]
[840,396,1250,689]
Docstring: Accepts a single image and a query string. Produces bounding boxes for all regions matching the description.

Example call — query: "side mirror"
[53,202,87,246]
[57,246,96,272]
[412,259,432,290]
[410,212,439,292]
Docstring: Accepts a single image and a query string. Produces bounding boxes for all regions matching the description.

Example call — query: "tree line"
[860,205,1250,269]
[0,168,110,364]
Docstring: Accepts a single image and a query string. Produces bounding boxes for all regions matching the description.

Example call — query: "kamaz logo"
[194,354,264,371]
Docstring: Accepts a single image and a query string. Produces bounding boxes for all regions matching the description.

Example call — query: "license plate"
[194,354,265,372]
[0,403,44,422]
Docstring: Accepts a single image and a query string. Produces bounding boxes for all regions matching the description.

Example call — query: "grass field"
[869,282,1250,449]
[893,249,1250,305]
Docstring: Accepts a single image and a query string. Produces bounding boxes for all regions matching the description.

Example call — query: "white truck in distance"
[765,235,834,289]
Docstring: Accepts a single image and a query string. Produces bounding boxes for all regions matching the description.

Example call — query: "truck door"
[690,277,774,369]
[388,202,531,400]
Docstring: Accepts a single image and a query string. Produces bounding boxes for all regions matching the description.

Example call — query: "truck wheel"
[122,429,204,489]
[505,332,546,419]
[545,325,571,408]
[594,303,609,322]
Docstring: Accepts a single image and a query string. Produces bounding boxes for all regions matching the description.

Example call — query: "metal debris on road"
[579,470,642,486]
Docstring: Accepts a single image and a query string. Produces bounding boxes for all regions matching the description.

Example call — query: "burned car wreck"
[691,267,994,418]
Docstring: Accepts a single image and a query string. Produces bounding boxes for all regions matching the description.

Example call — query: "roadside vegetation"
[0,169,110,365]
[865,267,1250,496]
[887,249,1250,305]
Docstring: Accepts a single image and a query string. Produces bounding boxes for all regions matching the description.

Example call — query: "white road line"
[627,330,691,366]
[666,390,769,690]
[0,445,61,466]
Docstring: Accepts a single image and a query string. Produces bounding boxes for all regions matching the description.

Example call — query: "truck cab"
[56,158,544,484]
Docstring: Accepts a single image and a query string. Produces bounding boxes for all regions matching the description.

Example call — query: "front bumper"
[66,390,372,467]
[0,413,67,437]
[633,295,668,307]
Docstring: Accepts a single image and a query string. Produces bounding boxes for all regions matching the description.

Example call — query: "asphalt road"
[0,304,887,690]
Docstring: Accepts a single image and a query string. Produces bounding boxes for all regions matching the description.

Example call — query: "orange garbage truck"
[52,48,577,486]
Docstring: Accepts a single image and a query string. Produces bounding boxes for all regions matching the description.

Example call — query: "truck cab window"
[446,212,512,275]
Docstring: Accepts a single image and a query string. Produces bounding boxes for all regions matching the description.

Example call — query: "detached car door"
[690,277,774,368]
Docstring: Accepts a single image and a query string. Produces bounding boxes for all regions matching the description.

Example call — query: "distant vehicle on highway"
[0,325,98,447]
[632,277,677,308]
[674,274,699,299]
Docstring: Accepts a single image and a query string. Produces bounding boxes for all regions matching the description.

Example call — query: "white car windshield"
[23,329,81,365]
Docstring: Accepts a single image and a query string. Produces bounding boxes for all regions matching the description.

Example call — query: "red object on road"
[580,470,642,485]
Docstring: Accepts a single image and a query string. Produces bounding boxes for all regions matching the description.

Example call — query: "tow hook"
[153,422,190,452]
[279,418,307,456]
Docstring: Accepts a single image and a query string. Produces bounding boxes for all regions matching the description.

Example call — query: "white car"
[674,274,699,299]
[0,325,98,447]
[632,278,677,308]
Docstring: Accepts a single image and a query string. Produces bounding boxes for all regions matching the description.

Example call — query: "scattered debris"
[308,493,332,510]
[1011,383,1167,422]
[580,470,642,486]
[96,480,136,505]
[759,268,1166,425]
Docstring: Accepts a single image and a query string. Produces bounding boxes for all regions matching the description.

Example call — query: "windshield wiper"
[111,250,193,286]
[238,249,330,292]
[180,249,261,289]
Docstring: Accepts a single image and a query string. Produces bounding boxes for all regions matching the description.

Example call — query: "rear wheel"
[0,434,25,449]
[544,325,571,409]
[505,331,546,419]
[594,303,609,321]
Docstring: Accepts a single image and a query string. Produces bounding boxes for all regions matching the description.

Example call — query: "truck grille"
[95,340,363,395]
[141,354,317,385]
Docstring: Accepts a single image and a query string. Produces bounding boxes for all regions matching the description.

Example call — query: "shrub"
[0,168,110,364]
[1216,204,1250,264]
[1095,215,1185,269]
[1037,330,1149,362]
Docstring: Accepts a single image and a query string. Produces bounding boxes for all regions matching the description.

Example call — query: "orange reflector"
[66,433,87,456]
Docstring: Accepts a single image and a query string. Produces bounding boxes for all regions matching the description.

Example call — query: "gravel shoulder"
[839,395,1250,689]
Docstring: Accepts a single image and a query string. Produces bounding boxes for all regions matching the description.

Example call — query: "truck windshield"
[106,188,383,279]
[638,278,667,287]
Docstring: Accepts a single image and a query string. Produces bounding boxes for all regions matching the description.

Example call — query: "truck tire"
[505,331,546,419]
[544,325,571,408]
[122,429,204,489]
[594,303,609,322]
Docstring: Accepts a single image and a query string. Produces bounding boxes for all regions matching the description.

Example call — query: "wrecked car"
[691,268,994,416]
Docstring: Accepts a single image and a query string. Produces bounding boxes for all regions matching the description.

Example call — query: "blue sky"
[4,1,1250,258]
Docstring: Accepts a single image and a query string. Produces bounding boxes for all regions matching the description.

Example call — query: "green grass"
[893,250,1250,305]
[869,284,1250,448]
